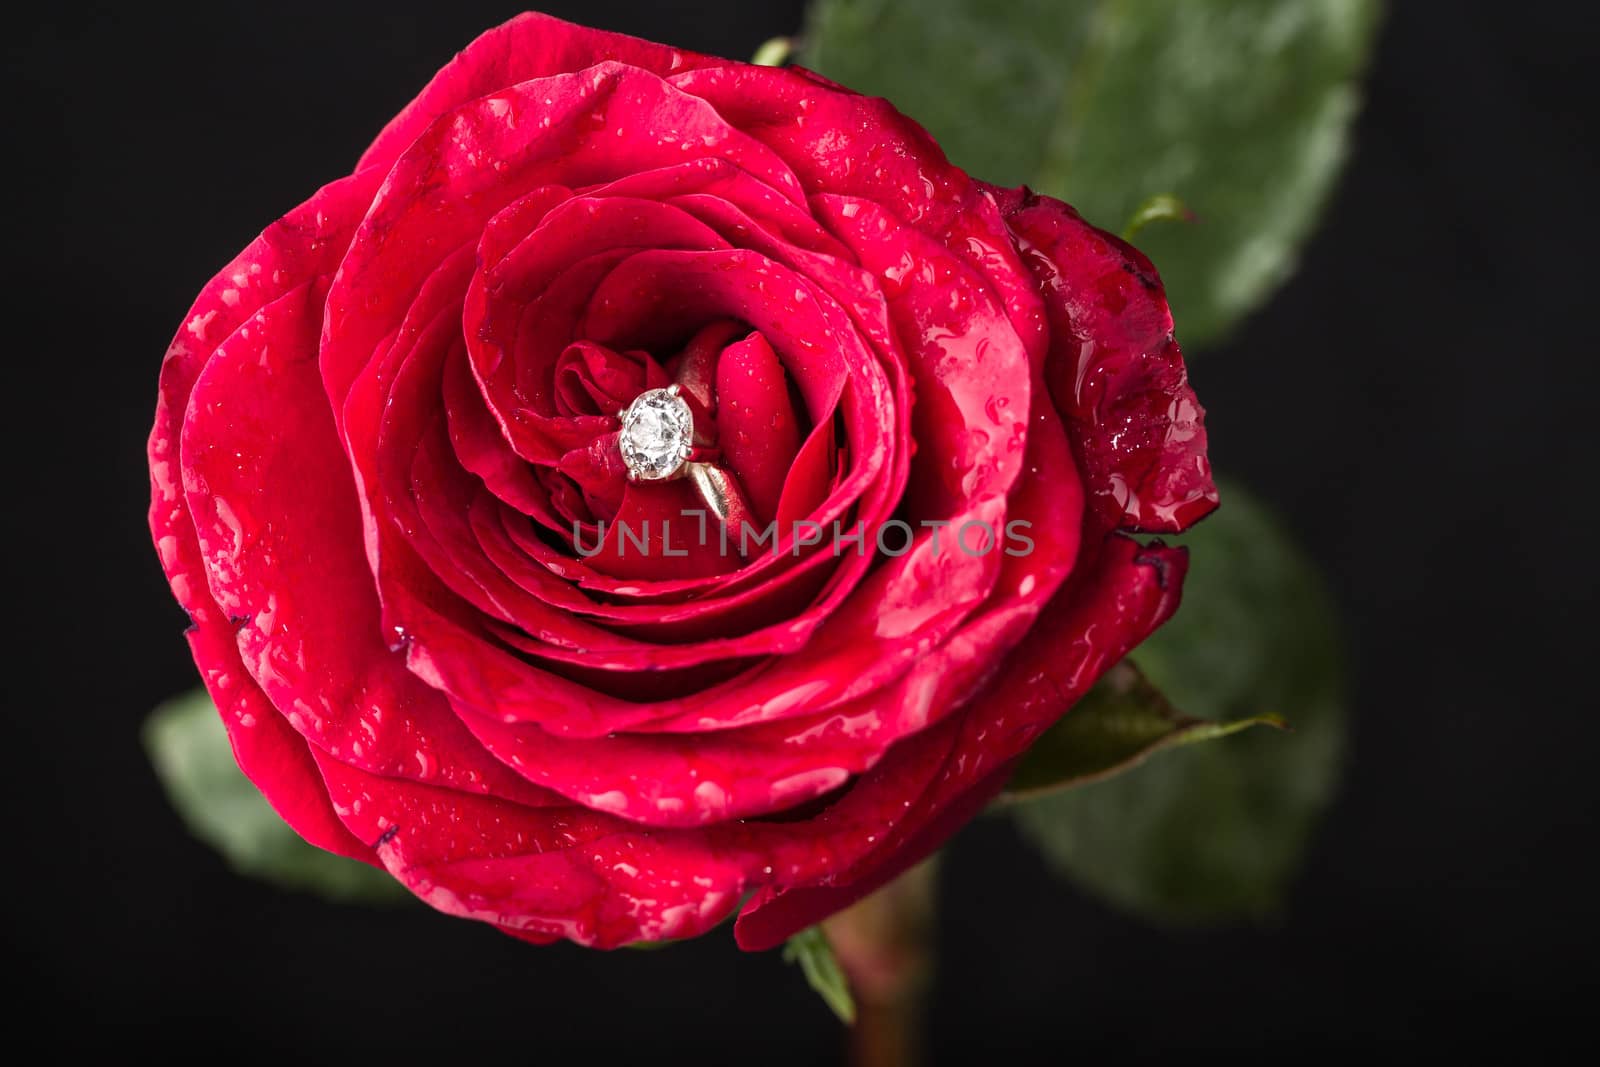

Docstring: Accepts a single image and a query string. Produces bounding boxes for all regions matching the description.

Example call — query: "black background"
[6,1,1596,1059]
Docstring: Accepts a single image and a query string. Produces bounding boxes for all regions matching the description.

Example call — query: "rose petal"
[815,193,1033,518]
[669,63,968,231]
[313,750,749,948]
[733,535,1189,949]
[187,615,375,862]
[151,170,381,634]
[553,340,666,417]
[179,280,552,805]
[1001,191,1219,533]
[149,170,395,860]
[715,330,802,525]
[359,13,728,175]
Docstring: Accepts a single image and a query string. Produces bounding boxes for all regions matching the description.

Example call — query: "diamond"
[618,385,693,481]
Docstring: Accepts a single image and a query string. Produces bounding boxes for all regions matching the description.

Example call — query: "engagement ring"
[617,384,753,528]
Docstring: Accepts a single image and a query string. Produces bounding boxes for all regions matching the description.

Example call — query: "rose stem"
[822,856,939,1067]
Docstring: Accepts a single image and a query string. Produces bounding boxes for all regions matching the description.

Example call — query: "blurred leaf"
[1121,193,1194,241]
[1000,660,1284,802]
[784,925,857,1024]
[1010,480,1346,923]
[752,36,796,66]
[804,0,1381,348]
[143,689,405,902]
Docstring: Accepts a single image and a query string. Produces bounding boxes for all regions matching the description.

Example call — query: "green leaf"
[752,36,796,67]
[1000,660,1284,803]
[803,0,1381,349]
[783,925,857,1024]
[1121,193,1193,242]
[1010,480,1345,923]
[143,689,405,902]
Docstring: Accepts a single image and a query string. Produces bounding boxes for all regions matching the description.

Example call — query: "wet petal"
[150,170,381,634]
[187,615,375,862]
[815,193,1032,519]
[179,281,551,805]
[1002,191,1219,533]
[669,63,968,230]
[359,13,728,174]
[314,750,750,948]
[734,535,1190,949]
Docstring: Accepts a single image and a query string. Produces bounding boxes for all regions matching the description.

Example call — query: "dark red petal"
[1002,192,1219,533]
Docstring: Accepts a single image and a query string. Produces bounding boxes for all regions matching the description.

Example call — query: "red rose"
[149,12,1215,949]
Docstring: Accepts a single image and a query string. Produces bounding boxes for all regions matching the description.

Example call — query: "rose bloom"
[149,12,1215,949]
